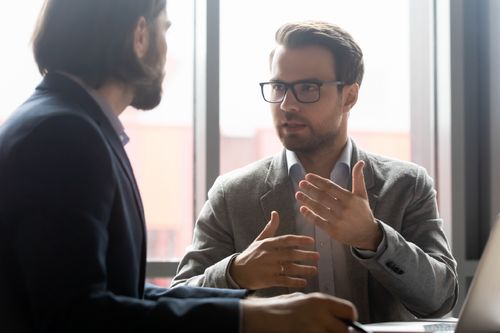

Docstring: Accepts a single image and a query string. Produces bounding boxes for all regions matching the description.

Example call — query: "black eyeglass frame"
[259,79,345,104]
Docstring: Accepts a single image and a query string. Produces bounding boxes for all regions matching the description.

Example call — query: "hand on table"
[242,292,358,333]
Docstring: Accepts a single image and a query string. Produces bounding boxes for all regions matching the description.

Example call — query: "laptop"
[356,214,500,333]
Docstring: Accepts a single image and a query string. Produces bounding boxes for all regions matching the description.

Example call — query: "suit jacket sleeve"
[352,165,458,318]
[5,115,243,333]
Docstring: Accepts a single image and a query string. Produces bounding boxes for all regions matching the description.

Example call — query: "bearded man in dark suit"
[0,1,357,332]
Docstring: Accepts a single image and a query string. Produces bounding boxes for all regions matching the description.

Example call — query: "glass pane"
[220,0,411,173]
[122,0,194,261]
[0,1,194,262]
[0,2,44,121]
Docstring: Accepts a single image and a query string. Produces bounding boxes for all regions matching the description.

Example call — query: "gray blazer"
[172,141,458,323]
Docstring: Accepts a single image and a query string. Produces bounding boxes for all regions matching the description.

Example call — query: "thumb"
[255,211,280,241]
[352,160,368,199]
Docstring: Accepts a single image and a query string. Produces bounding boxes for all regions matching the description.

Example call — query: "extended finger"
[266,234,315,249]
[352,160,368,200]
[279,262,318,278]
[256,211,280,241]
[299,205,335,235]
[276,248,320,263]
[297,181,344,212]
[303,173,350,201]
[295,190,339,219]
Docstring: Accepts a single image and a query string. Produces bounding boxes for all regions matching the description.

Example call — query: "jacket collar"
[37,73,111,131]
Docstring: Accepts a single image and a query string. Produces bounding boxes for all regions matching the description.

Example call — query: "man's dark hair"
[271,20,364,86]
[33,0,167,89]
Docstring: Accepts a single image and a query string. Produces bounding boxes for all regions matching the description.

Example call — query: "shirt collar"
[334,138,352,175]
[58,72,130,146]
[286,138,352,181]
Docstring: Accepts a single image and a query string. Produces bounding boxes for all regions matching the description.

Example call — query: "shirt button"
[320,241,324,247]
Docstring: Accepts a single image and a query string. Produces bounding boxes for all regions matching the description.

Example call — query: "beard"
[130,70,164,110]
[130,25,165,111]
[281,128,339,154]
[277,113,340,154]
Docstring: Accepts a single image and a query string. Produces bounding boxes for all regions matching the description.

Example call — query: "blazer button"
[385,261,404,274]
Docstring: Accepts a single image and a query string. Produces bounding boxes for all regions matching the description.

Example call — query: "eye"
[298,82,319,92]
[271,83,286,92]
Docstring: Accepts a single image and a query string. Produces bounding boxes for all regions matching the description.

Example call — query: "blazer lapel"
[259,150,296,236]
[105,138,147,295]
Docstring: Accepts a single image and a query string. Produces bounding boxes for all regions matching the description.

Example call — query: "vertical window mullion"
[194,0,221,222]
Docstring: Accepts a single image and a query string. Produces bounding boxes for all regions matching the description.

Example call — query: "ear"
[342,83,359,113]
[133,16,149,59]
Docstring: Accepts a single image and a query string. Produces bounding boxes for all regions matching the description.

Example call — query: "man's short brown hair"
[271,20,364,86]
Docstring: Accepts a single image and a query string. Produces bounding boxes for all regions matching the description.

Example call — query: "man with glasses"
[173,21,458,323]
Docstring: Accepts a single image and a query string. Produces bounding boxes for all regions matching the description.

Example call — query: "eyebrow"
[268,78,324,84]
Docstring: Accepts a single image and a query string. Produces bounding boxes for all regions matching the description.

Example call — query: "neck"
[296,137,348,178]
[96,81,134,116]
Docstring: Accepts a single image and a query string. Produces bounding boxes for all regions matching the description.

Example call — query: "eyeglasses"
[259,79,345,104]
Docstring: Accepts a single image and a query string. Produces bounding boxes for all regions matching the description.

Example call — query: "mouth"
[281,121,307,133]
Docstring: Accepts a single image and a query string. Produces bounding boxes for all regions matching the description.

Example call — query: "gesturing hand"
[229,211,319,290]
[295,160,382,250]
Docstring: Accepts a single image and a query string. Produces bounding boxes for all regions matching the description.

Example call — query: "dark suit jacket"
[0,73,246,332]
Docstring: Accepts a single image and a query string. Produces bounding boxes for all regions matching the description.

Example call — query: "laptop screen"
[455,214,500,332]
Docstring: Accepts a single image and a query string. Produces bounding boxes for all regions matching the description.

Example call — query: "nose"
[280,88,300,113]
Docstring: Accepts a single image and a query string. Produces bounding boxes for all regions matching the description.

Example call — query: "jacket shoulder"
[362,150,429,179]
[209,155,277,196]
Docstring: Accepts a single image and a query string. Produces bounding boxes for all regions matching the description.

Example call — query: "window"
[121,0,195,263]
[0,3,44,121]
